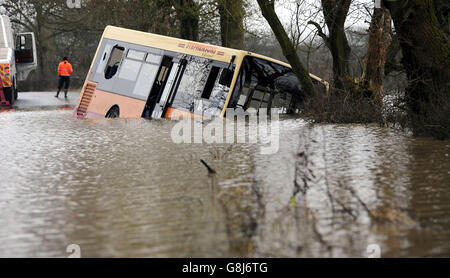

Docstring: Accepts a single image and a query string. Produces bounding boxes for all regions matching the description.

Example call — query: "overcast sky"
[247,0,374,41]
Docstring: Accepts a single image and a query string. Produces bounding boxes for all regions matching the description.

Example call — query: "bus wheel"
[105,106,120,118]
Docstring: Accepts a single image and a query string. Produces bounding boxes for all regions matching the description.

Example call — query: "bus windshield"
[228,56,313,114]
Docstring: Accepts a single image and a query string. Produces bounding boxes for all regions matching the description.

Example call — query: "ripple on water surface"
[0,110,449,257]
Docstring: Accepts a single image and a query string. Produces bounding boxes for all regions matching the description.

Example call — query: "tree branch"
[307,20,330,47]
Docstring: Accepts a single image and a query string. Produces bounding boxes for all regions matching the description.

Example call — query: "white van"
[0,15,37,105]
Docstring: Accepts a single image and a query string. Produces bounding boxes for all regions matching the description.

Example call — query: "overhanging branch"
[307,20,330,48]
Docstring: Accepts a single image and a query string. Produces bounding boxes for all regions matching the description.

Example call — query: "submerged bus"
[74,26,328,119]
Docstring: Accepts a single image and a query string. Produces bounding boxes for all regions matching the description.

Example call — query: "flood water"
[0,109,449,258]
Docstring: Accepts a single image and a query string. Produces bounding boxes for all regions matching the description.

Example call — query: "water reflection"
[252,124,450,257]
[0,110,449,257]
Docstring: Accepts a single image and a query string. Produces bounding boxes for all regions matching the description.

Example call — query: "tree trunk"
[434,0,450,37]
[384,34,402,75]
[256,0,317,99]
[176,0,200,41]
[383,0,450,137]
[322,0,352,89]
[33,2,56,88]
[151,1,173,36]
[218,0,245,49]
[363,7,392,102]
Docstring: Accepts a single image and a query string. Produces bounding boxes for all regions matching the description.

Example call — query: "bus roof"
[102,26,329,88]
[103,26,246,64]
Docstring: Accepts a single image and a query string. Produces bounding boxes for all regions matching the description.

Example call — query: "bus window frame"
[89,39,167,101]
[126,49,146,61]
[86,37,243,118]
[226,55,308,114]
[170,56,233,117]
[104,45,125,80]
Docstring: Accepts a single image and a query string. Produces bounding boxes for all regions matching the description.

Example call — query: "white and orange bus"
[74,26,328,119]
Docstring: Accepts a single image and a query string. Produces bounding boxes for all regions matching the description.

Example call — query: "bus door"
[142,56,172,118]
[148,57,187,119]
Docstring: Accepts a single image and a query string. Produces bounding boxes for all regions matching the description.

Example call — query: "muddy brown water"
[0,110,449,257]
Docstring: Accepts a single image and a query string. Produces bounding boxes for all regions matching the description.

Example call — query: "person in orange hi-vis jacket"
[55,57,74,98]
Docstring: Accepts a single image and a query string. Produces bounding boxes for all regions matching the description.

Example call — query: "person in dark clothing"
[55,57,73,98]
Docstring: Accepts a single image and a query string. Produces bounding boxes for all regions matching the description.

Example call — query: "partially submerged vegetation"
[257,0,449,139]
[301,89,384,124]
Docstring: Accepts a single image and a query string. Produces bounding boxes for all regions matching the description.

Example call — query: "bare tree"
[256,0,318,98]
[308,0,352,90]
[362,5,392,102]
[173,0,201,41]
[218,0,245,49]
[1,0,64,84]
[382,0,450,137]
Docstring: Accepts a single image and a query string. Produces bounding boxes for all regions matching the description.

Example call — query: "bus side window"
[227,69,245,109]
[105,45,125,80]
[201,66,221,99]
[248,86,271,109]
